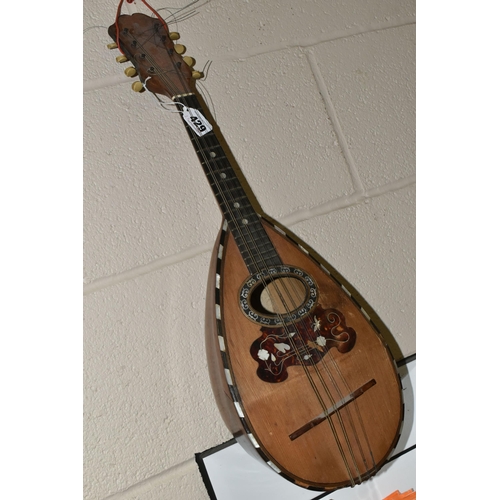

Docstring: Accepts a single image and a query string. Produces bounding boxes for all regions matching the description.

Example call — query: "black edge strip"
[220,350,230,370]
[216,320,224,337]
[397,352,416,367]
[195,439,237,500]
[254,446,269,461]
[311,488,337,499]
[197,438,237,459]
[384,443,416,464]
[227,385,241,404]
[195,453,219,500]
[348,293,362,309]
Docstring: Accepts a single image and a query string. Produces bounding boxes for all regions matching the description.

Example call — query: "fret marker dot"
[220,173,226,179]
[242,219,248,224]
[234,202,240,208]
[210,152,217,158]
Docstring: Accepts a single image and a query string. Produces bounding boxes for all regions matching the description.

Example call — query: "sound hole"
[239,266,318,326]
[253,277,307,315]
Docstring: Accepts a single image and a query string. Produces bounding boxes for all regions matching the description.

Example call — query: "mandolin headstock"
[108,13,202,98]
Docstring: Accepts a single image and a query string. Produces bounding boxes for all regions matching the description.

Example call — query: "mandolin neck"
[174,93,282,274]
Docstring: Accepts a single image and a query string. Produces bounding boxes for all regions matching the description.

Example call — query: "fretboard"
[174,93,282,274]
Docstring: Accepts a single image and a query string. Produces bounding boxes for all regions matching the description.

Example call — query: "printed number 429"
[190,115,207,132]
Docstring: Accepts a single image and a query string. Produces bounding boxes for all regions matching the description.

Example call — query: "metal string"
[188,124,360,484]
[182,103,372,483]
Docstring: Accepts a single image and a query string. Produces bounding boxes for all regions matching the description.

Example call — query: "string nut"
[124,67,138,77]
[192,70,204,80]
[116,55,129,63]
[183,56,196,67]
[174,44,186,55]
[107,42,118,50]
[169,32,180,40]
[131,81,144,92]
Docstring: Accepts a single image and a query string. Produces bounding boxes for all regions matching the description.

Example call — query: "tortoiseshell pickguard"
[250,305,356,383]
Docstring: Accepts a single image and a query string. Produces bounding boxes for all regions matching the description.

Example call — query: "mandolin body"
[205,216,403,491]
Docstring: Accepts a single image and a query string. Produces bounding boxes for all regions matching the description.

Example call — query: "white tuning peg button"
[131,82,144,92]
[124,67,138,77]
[174,44,186,55]
[183,56,196,67]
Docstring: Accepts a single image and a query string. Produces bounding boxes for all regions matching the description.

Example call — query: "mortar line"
[280,174,415,227]
[84,175,414,295]
[83,17,415,93]
[220,17,416,61]
[305,49,365,194]
[100,457,196,500]
[83,242,213,295]
[84,74,130,93]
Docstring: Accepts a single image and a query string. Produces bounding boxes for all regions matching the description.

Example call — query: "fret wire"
[234,236,275,246]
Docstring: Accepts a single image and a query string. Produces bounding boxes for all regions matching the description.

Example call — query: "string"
[276,279,375,473]
[253,257,370,478]
[184,106,365,484]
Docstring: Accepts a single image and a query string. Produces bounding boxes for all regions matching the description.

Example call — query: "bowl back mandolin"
[108,8,403,492]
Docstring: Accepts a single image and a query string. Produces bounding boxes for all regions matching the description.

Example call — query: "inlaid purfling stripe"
[218,335,226,351]
[248,433,260,448]
[273,224,286,236]
[320,263,330,275]
[234,402,244,418]
[224,368,233,385]
[267,461,282,473]
[360,307,371,320]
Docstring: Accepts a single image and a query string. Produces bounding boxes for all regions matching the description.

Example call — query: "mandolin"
[108,8,403,492]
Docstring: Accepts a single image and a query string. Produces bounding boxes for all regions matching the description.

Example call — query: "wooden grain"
[206,218,403,490]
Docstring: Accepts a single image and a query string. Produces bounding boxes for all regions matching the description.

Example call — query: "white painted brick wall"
[84,0,415,498]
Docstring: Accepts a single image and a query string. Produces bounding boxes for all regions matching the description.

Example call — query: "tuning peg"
[174,44,186,55]
[169,32,180,40]
[192,70,204,80]
[124,67,137,77]
[116,55,129,63]
[183,56,196,67]
[131,81,145,92]
[107,42,118,50]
